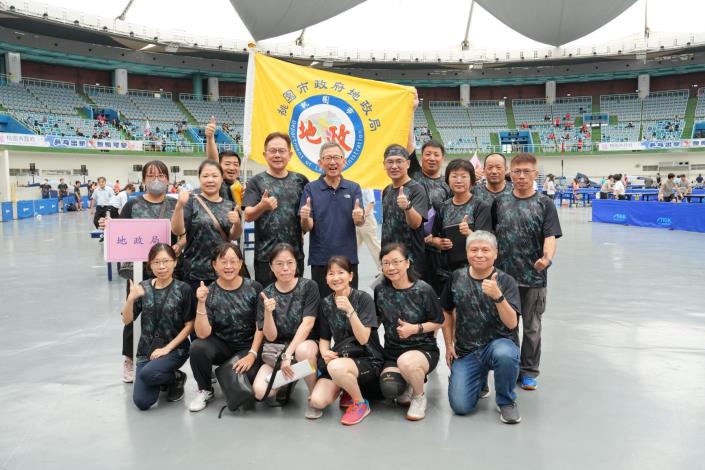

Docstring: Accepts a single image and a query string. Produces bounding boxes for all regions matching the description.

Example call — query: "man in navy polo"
[300,141,365,298]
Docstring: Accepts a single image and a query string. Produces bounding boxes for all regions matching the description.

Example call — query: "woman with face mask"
[117,161,184,385]
[171,160,242,297]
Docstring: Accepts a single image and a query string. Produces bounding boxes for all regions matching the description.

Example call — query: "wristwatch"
[493,295,505,304]
[404,203,413,211]
[346,310,356,319]
[281,352,294,361]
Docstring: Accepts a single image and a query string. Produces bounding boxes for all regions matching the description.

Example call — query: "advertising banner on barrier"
[598,139,705,152]
[0,132,144,151]
[0,133,50,147]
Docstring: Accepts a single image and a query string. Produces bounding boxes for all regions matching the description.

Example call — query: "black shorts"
[318,356,381,386]
[382,348,440,375]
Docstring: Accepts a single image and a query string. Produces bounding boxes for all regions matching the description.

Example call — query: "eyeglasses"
[510,169,537,176]
[382,258,408,269]
[266,148,289,155]
[145,173,167,180]
[272,260,296,269]
[218,259,241,266]
[384,159,407,167]
[320,155,345,162]
[150,259,175,267]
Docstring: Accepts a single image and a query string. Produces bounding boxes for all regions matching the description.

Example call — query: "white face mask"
[146,180,167,196]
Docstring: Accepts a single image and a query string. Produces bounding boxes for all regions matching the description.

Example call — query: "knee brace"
[379,371,406,399]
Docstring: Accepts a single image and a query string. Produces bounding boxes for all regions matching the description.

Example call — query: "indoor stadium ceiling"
[230,0,638,47]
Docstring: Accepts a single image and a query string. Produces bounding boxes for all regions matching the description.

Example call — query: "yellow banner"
[244,52,414,189]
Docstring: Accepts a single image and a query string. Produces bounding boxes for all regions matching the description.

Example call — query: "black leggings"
[93,205,119,228]
[189,335,260,391]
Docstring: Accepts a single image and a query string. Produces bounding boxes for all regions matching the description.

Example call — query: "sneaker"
[341,400,371,426]
[305,401,323,419]
[339,391,353,408]
[406,393,427,421]
[396,384,413,406]
[497,402,521,424]
[122,357,134,383]
[189,389,214,412]
[167,370,187,402]
[520,376,538,391]
[479,383,490,399]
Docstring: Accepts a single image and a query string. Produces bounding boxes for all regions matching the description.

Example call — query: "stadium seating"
[512,98,551,125]
[601,123,640,142]
[429,101,471,127]
[468,101,508,127]
[643,119,684,140]
[600,93,641,121]
[642,90,688,120]
[25,84,86,115]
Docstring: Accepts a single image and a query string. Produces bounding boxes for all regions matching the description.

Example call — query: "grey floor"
[1,208,704,470]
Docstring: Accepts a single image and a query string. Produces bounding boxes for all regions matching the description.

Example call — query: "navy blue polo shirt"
[299,176,362,266]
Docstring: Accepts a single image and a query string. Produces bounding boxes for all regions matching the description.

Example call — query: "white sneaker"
[122,357,134,383]
[189,389,214,412]
[396,384,413,406]
[305,400,323,419]
[406,393,427,421]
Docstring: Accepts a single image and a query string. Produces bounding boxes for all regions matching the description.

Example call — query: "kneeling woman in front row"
[308,256,383,425]
[121,244,194,410]
[374,243,444,421]
[252,243,320,417]
[188,243,264,412]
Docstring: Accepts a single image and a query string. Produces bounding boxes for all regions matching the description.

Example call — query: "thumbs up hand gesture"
[481,272,502,300]
[352,198,364,224]
[300,196,312,220]
[260,189,278,212]
[196,281,209,302]
[396,185,410,210]
[459,214,471,236]
[261,292,276,314]
[177,188,190,208]
[205,116,216,140]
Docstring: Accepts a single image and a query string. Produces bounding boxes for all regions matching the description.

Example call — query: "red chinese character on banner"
[298,119,322,144]
[327,124,352,151]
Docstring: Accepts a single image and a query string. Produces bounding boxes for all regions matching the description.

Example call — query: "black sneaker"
[497,402,521,424]
[167,370,186,402]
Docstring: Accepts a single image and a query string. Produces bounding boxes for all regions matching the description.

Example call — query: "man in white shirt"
[109,184,135,215]
[90,177,116,228]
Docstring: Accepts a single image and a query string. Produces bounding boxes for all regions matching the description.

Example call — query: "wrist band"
[196,310,207,316]
[248,349,257,358]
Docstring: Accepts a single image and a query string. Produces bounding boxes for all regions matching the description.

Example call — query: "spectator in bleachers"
[544,114,550,122]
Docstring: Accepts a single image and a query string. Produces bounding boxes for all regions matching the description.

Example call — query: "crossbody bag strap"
[194,194,229,242]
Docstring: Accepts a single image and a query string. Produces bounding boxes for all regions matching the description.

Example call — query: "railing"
[128,89,173,99]
[178,93,218,101]
[21,77,76,90]
[83,84,117,95]
[220,96,245,103]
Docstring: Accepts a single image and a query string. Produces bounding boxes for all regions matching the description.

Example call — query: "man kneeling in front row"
[441,230,522,424]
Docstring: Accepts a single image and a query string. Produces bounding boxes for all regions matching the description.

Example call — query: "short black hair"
[421,139,445,156]
[219,150,241,165]
[383,144,409,160]
[483,152,507,165]
[444,158,476,186]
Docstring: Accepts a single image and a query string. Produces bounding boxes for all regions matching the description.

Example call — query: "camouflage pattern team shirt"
[256,278,320,344]
[492,192,562,288]
[243,171,309,264]
[472,182,513,206]
[441,268,521,357]
[133,279,195,363]
[381,179,429,271]
[205,278,263,351]
[319,288,383,363]
[181,195,237,282]
[374,280,444,354]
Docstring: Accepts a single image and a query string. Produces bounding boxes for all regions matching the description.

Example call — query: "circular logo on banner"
[289,94,364,173]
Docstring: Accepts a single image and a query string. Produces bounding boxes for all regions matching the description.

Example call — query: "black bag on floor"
[215,353,255,418]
